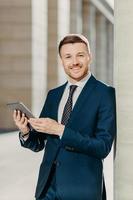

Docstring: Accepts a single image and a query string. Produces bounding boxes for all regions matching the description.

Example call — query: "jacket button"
[53,160,60,167]
[56,161,60,167]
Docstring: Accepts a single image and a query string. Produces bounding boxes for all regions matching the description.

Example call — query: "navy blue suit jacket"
[20,75,116,200]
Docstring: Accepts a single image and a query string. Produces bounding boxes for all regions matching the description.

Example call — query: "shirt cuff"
[19,131,30,142]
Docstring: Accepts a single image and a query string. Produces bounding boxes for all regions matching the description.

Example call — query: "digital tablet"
[7,101,35,118]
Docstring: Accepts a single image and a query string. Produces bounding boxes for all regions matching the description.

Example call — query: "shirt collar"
[67,71,91,89]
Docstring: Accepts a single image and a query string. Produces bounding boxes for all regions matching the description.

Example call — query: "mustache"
[69,65,82,69]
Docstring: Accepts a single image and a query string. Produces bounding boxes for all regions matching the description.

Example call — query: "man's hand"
[28,118,65,137]
[13,110,30,134]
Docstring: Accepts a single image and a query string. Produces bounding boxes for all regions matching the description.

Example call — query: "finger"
[29,124,39,131]
[23,117,28,126]
[36,129,44,133]
[29,120,41,127]
[28,122,39,129]
[32,123,46,131]
[29,121,43,130]
[13,110,21,124]
[13,110,17,120]
[29,118,43,124]
[35,126,46,132]
[20,113,26,124]
[16,110,21,121]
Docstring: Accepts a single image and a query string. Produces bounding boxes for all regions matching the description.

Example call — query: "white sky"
[106,0,114,8]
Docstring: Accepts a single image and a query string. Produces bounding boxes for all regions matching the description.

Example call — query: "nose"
[72,56,79,65]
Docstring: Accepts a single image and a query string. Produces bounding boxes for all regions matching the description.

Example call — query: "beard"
[66,65,89,82]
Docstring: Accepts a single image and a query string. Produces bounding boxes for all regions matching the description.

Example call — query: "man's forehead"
[61,42,89,53]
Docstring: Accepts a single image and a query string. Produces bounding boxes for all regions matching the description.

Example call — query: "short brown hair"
[58,34,90,56]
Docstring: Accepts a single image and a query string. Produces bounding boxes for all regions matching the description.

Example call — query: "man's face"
[60,43,91,83]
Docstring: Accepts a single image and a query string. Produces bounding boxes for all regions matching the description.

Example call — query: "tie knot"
[69,85,77,95]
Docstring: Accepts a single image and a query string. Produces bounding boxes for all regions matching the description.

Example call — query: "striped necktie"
[61,85,77,125]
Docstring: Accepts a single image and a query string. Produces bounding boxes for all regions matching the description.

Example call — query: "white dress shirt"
[58,72,91,123]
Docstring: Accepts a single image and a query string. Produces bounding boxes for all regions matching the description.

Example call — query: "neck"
[68,72,90,84]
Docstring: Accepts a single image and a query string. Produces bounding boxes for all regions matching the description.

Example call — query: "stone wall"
[0,0,32,131]
[114,0,133,199]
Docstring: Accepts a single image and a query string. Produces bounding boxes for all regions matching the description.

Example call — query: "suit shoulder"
[93,79,115,100]
[93,79,116,107]
[96,79,115,92]
[48,82,67,95]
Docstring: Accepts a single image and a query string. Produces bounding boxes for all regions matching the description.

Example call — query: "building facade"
[0,0,114,131]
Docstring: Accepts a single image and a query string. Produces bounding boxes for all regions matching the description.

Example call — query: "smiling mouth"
[71,67,82,72]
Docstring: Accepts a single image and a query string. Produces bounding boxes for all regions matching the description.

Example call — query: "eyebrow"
[64,51,86,55]
[63,53,71,57]
[77,52,85,54]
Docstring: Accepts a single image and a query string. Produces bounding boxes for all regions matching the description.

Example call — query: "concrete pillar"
[104,20,114,200]
[96,12,107,83]
[94,8,114,200]
[106,22,114,85]
[57,0,70,85]
[47,0,58,90]
[0,0,32,131]
[0,0,48,130]
[82,0,89,36]
[70,0,82,33]
[114,1,133,199]
[82,1,96,74]
[88,2,97,75]
[31,0,47,116]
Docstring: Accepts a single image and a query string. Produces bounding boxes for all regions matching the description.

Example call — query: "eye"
[78,54,84,57]
[65,55,71,59]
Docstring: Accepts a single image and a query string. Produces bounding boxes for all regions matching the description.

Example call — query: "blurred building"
[0,0,113,131]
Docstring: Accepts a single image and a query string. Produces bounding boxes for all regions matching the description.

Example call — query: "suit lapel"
[51,75,97,124]
[52,82,67,121]
[67,75,97,125]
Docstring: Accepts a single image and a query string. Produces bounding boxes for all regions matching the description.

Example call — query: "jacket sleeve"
[61,87,116,159]
[19,91,51,152]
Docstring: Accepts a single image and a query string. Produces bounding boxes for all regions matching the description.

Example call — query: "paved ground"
[0,132,42,200]
[0,132,113,200]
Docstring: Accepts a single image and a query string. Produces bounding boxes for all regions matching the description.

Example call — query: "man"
[13,34,116,200]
